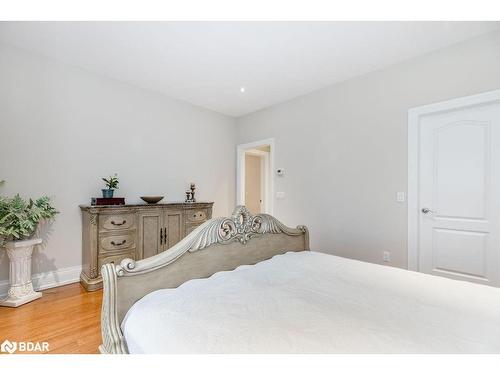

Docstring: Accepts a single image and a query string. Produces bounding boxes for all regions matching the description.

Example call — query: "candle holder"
[184,183,196,203]
[190,183,196,203]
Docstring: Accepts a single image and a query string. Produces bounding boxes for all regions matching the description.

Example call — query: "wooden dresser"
[79,202,213,291]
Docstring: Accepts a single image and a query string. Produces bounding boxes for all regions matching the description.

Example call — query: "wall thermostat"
[276,168,285,176]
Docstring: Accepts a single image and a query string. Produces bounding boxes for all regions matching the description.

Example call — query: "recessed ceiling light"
[240,87,246,93]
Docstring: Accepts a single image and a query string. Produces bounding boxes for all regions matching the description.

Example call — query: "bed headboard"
[99,206,309,354]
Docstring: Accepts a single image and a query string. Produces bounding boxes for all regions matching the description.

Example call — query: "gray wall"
[0,43,236,283]
[1,29,499,286]
[236,30,500,268]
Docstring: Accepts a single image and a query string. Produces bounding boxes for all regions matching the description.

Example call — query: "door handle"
[421,207,434,214]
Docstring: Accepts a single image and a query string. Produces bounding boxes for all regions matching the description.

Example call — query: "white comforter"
[122,251,500,353]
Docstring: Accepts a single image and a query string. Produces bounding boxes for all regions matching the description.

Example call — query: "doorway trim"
[236,138,275,215]
[407,89,500,271]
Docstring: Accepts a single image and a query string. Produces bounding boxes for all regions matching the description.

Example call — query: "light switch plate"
[396,192,406,202]
[276,191,285,199]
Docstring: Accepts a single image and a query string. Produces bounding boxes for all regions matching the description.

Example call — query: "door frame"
[407,89,500,271]
[236,138,275,215]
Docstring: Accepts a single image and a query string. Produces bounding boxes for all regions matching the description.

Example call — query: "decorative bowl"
[140,196,164,204]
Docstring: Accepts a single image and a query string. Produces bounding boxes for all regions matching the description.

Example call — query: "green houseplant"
[0,187,58,307]
[102,174,119,198]
[0,195,58,245]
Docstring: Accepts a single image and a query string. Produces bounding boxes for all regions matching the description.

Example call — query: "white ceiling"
[1,22,499,117]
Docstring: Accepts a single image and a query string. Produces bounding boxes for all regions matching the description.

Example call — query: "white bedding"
[122,251,500,353]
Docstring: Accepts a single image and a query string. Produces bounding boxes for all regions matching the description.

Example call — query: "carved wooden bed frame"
[99,206,310,354]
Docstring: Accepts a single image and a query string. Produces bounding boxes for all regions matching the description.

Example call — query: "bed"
[100,206,500,354]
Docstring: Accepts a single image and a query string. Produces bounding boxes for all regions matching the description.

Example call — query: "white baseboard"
[0,265,82,298]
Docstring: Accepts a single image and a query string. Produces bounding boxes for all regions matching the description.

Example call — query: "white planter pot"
[1,238,43,307]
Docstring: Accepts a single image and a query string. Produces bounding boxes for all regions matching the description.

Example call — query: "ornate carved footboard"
[99,206,309,354]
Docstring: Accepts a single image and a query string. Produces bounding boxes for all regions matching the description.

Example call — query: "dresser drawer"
[99,231,136,253]
[186,209,208,223]
[185,223,203,236]
[98,251,135,270]
[99,213,135,231]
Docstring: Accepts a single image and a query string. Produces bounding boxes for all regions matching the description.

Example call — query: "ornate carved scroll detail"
[89,214,98,226]
[89,266,98,279]
[116,206,306,277]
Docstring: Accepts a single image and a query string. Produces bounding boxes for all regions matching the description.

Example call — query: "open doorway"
[236,138,274,215]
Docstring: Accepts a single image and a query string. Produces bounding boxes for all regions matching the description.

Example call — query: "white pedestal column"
[0,238,42,307]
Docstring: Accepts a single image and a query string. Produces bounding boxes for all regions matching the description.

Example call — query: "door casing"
[236,138,274,215]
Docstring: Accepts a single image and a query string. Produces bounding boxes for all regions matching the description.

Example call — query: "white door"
[418,100,500,286]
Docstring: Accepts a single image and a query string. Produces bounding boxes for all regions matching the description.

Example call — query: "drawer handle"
[160,228,163,245]
[163,227,167,244]
[111,220,127,226]
[110,239,127,246]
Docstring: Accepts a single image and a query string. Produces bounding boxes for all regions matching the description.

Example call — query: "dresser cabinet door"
[138,210,163,259]
[163,210,184,250]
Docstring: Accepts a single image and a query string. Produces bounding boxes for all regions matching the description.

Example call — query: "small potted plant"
[0,191,58,307]
[102,174,119,198]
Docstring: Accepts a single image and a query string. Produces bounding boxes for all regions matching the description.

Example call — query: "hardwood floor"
[0,283,102,354]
